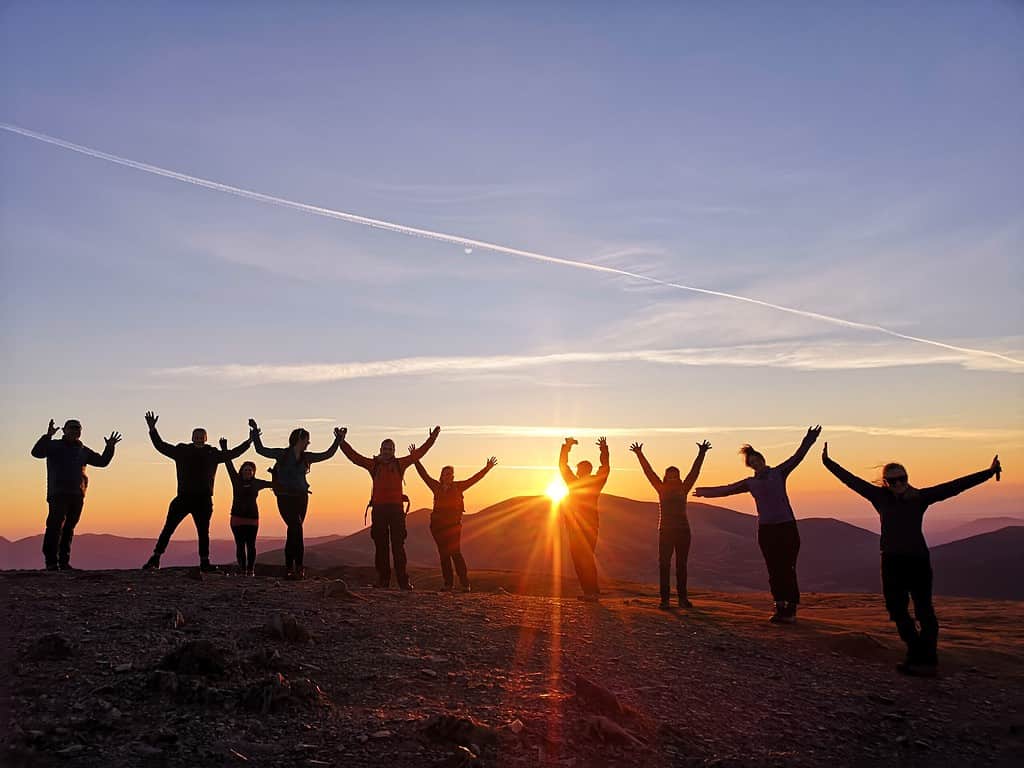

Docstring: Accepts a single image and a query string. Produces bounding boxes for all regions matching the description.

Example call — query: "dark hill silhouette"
[263,495,1023,599]
[930,526,1024,600]
[929,516,1024,546]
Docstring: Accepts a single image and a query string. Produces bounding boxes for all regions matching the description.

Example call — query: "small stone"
[509,718,525,734]
[421,669,438,679]
[371,730,392,739]
[57,744,85,755]
[168,609,186,629]
[356,735,369,744]
[114,662,133,673]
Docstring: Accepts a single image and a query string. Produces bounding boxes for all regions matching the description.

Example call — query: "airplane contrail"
[2,122,1020,366]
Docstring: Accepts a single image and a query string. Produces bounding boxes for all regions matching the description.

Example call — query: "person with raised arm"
[822,443,1001,676]
[558,436,611,602]
[630,440,711,609]
[142,412,251,572]
[220,438,274,577]
[248,419,343,580]
[695,426,821,624]
[409,448,497,592]
[31,418,121,571]
[339,427,441,590]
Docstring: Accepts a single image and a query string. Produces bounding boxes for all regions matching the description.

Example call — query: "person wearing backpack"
[410,448,497,592]
[248,419,343,580]
[339,427,441,589]
[220,438,274,576]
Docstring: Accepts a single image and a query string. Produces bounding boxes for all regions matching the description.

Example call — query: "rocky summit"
[2,567,1023,767]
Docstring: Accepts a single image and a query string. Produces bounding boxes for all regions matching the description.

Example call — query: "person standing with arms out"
[695,426,821,624]
[558,436,611,602]
[409,447,497,592]
[822,443,1001,676]
[630,440,711,610]
[31,419,121,571]
[142,411,251,572]
[248,420,343,580]
[220,438,274,577]
[339,427,441,590]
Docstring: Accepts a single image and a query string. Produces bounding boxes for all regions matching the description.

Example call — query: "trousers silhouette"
[154,494,213,562]
[277,495,308,572]
[43,494,85,568]
[658,526,691,602]
[371,503,408,587]
[758,521,800,604]
[430,519,468,588]
[882,553,938,664]
[564,512,599,596]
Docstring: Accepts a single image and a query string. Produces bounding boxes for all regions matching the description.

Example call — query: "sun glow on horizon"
[545,477,569,505]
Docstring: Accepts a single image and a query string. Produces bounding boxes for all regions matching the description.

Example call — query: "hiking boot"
[199,561,217,573]
[59,564,78,572]
[658,600,672,610]
[142,555,161,571]
[460,584,472,593]
[45,563,59,572]
[896,660,938,677]
[439,585,454,592]
[678,597,693,609]
[399,581,415,591]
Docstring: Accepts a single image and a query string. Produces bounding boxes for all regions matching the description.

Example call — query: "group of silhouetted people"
[32,415,1001,676]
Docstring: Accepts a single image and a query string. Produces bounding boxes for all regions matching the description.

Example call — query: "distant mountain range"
[260,495,1024,601]
[3,496,1021,600]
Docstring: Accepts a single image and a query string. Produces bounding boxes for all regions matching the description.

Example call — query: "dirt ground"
[3,566,1023,767]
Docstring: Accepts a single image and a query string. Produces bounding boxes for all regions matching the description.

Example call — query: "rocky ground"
[2,566,1022,767]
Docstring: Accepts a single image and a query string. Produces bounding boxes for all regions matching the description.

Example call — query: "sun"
[545,477,569,504]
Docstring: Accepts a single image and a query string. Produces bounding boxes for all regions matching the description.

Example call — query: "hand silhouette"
[564,438,578,448]
[596,437,608,449]
[429,426,441,439]
[992,454,1001,481]
[486,456,498,469]
[334,427,347,441]
[697,440,712,452]
[806,425,822,441]
[219,437,229,450]
[408,443,417,454]
[46,419,59,437]
[822,442,829,461]
[105,431,122,447]
[693,488,708,498]
[248,418,259,432]
[145,411,158,429]
[629,442,643,454]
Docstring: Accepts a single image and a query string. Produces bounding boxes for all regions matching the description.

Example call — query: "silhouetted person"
[142,411,251,572]
[221,439,274,576]
[823,443,1002,676]
[695,426,821,623]
[31,419,121,571]
[558,437,610,601]
[340,427,441,589]
[410,448,497,592]
[249,420,343,580]
[631,440,710,609]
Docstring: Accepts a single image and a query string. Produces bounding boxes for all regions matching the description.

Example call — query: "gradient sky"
[2,2,1021,542]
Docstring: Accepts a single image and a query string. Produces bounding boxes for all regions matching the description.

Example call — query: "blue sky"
[1,2,1021,538]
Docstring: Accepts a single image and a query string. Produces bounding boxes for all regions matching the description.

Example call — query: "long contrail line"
[2,122,1019,366]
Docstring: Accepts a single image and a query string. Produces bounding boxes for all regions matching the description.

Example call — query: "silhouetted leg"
[431,525,453,587]
[910,556,938,665]
[757,525,783,603]
[190,498,213,564]
[785,522,801,606]
[882,554,920,660]
[657,529,673,602]
[371,507,392,586]
[232,525,247,569]
[452,553,469,588]
[154,497,191,556]
[676,526,692,601]
[292,496,308,569]
[246,526,258,570]
[55,495,84,568]
[42,496,71,568]
[391,508,409,587]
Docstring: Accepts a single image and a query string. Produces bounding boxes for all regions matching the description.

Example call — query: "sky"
[1,2,1021,542]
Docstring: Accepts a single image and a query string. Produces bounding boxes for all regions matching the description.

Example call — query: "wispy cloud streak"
[2,123,1020,367]
[153,339,1022,385]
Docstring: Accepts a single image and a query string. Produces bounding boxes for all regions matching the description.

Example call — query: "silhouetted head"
[881,462,909,495]
[740,445,766,473]
[663,466,681,483]
[379,439,396,460]
[289,428,311,453]
[192,428,208,446]
[440,465,455,485]
[576,460,593,478]
[240,461,257,481]
[62,419,82,442]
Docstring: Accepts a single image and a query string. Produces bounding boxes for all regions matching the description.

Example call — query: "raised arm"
[694,479,749,498]
[457,457,497,491]
[920,456,1000,505]
[777,425,822,477]
[305,429,342,463]
[248,420,284,460]
[31,421,57,458]
[596,436,611,482]
[220,436,252,462]
[821,443,876,500]
[559,439,577,484]
[145,412,177,459]
[630,443,662,492]
[411,456,440,493]
[87,431,121,468]
[400,426,441,468]
[338,430,374,470]
[220,438,240,483]
[682,440,711,491]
